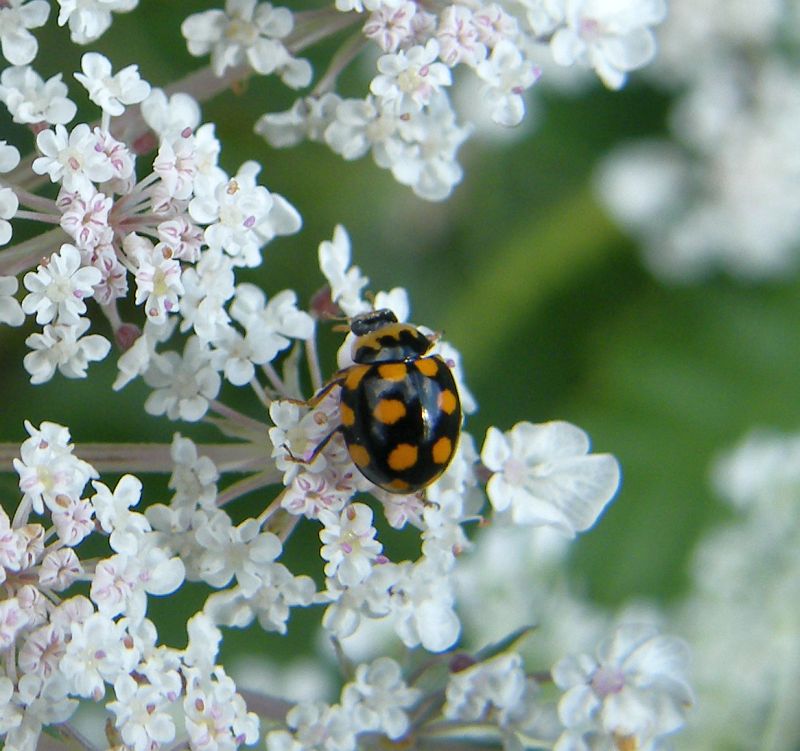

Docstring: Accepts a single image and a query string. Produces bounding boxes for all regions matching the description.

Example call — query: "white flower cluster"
[596,0,800,281]
[0,4,695,750]
[0,421,261,751]
[0,49,301,387]
[176,0,669,200]
[674,429,800,749]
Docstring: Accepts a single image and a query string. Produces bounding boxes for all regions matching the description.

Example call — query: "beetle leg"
[283,425,343,465]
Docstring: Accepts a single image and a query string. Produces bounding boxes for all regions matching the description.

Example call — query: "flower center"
[591,665,625,697]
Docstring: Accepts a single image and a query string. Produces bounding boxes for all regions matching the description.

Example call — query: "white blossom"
[143,336,221,421]
[189,161,302,267]
[141,88,201,142]
[0,0,49,66]
[0,65,77,124]
[341,657,420,738]
[552,624,693,750]
[0,275,24,326]
[32,123,115,198]
[319,503,383,586]
[481,421,620,536]
[182,0,312,88]
[550,0,667,89]
[318,224,370,317]
[22,244,101,326]
[444,653,527,723]
[194,511,283,594]
[74,52,151,116]
[14,421,98,515]
[370,40,452,114]
[58,612,139,699]
[476,40,540,127]
[37,548,83,590]
[108,674,177,751]
[23,318,111,384]
[56,0,138,44]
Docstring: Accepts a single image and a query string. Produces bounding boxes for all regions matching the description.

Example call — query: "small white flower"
[23,318,111,384]
[363,2,416,53]
[183,667,259,750]
[57,189,113,251]
[189,161,302,267]
[0,0,50,66]
[370,40,452,113]
[320,503,383,587]
[550,0,667,89]
[388,95,470,201]
[177,246,235,341]
[38,548,83,591]
[153,132,197,200]
[74,52,150,116]
[194,511,283,594]
[0,275,24,326]
[318,224,370,317]
[91,475,150,555]
[22,243,101,325]
[131,241,184,323]
[341,657,420,739]
[389,557,460,652]
[56,0,138,44]
[256,93,342,148]
[143,336,221,421]
[166,433,220,509]
[33,123,115,198]
[108,674,177,751]
[140,88,201,142]
[267,701,356,751]
[436,4,486,67]
[59,612,140,699]
[182,0,312,87]
[158,216,205,262]
[476,40,540,127]
[481,421,620,536]
[18,623,67,680]
[49,494,94,547]
[13,421,97,515]
[204,561,316,634]
[553,623,693,750]
[0,598,29,651]
[444,653,527,723]
[0,65,77,124]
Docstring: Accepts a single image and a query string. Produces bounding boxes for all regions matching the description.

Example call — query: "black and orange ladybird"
[302,309,462,494]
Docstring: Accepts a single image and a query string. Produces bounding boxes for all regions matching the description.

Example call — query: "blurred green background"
[2,1,799,652]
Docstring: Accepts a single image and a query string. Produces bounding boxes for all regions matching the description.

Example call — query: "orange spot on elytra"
[378,363,407,382]
[415,358,438,376]
[373,399,406,424]
[340,403,355,427]
[348,444,371,468]
[344,365,369,390]
[438,389,458,415]
[432,436,452,464]
[388,443,418,471]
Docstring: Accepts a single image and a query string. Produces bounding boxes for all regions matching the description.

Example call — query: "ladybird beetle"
[301,309,462,494]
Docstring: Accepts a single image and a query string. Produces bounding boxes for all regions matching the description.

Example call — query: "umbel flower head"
[0,2,692,751]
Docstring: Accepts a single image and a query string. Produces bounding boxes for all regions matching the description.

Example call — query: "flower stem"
[0,442,271,474]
